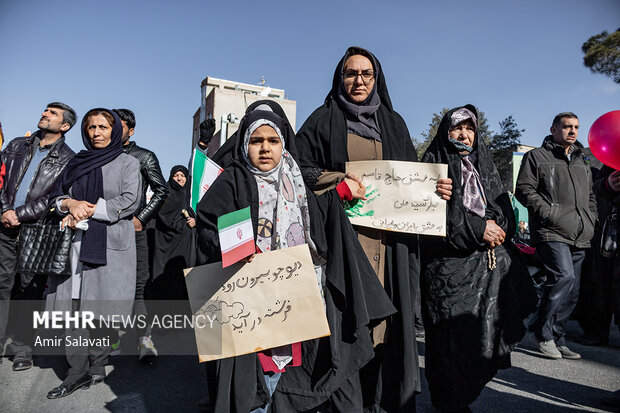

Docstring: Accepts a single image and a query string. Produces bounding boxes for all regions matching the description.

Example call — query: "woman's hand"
[344,172,367,200]
[483,220,506,248]
[436,178,452,200]
[186,217,196,228]
[63,199,95,221]
[607,170,620,192]
[242,253,256,263]
[61,214,77,230]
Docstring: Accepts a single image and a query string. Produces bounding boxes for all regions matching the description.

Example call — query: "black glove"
[199,118,216,147]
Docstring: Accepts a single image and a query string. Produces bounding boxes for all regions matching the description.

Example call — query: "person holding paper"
[196,103,394,412]
[151,165,196,299]
[45,108,141,399]
[420,105,535,412]
[296,46,450,412]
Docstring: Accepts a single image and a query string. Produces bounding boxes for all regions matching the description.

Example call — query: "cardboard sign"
[345,160,448,236]
[184,244,330,362]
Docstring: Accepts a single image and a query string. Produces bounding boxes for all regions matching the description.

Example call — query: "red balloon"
[588,110,620,170]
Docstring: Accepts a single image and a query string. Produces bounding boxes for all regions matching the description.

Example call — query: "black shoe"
[12,356,33,371]
[90,374,105,386]
[47,373,92,399]
[601,390,620,408]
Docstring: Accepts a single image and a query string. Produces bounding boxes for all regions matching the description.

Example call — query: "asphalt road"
[1,321,618,412]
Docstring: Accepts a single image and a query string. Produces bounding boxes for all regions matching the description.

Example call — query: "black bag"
[601,207,617,258]
[16,206,74,276]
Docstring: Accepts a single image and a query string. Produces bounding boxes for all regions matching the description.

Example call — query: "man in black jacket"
[114,109,168,362]
[516,112,597,360]
[0,102,76,370]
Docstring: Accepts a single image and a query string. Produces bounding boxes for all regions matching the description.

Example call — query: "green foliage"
[413,107,493,159]
[582,29,620,83]
[489,115,524,191]
[413,108,449,159]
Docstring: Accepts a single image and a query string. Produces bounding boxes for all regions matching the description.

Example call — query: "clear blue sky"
[1,0,618,175]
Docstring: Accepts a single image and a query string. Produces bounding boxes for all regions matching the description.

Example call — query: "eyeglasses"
[342,70,375,85]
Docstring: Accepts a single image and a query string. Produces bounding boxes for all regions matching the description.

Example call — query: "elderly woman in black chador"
[151,165,196,300]
[196,101,394,413]
[45,108,141,399]
[420,105,535,412]
[296,46,452,412]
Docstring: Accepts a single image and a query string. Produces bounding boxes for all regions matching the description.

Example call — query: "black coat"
[421,105,535,411]
[295,47,421,412]
[123,141,169,226]
[152,166,196,299]
[196,107,395,412]
[515,136,597,248]
[0,132,74,223]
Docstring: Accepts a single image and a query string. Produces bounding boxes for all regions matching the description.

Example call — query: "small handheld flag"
[218,207,255,268]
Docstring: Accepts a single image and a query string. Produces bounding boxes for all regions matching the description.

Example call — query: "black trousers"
[0,226,19,348]
[533,241,586,345]
[64,300,112,380]
[133,230,150,336]
[5,274,47,357]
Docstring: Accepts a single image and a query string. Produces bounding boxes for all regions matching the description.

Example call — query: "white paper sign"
[345,160,448,236]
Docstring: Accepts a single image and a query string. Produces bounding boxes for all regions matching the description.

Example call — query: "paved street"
[1,321,618,412]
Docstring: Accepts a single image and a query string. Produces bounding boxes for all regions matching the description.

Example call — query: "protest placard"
[184,244,330,362]
[345,160,448,236]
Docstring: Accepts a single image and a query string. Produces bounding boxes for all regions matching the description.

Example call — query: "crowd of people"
[0,46,618,412]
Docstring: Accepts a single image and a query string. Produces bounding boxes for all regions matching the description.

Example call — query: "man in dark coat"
[516,112,597,360]
[0,102,76,370]
[113,109,168,362]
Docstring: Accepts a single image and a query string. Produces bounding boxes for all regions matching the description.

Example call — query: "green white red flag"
[218,207,255,268]
[190,148,223,212]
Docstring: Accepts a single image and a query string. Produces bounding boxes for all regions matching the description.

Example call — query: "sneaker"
[556,345,581,360]
[138,335,157,363]
[109,339,121,356]
[538,340,561,359]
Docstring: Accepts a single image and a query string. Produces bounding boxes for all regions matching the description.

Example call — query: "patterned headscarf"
[241,118,316,255]
[241,116,321,369]
[448,108,487,217]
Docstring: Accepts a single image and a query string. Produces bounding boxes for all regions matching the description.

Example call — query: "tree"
[413,107,493,159]
[582,29,620,83]
[489,115,524,191]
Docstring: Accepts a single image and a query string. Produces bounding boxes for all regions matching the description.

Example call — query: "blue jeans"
[533,241,586,345]
[250,372,281,413]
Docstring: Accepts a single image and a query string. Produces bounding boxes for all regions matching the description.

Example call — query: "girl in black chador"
[196,101,394,412]
[421,105,536,412]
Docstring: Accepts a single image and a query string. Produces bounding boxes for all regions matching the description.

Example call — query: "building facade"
[192,77,297,157]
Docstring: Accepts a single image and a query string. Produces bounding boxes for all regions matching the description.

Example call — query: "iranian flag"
[218,207,255,268]
[190,148,224,212]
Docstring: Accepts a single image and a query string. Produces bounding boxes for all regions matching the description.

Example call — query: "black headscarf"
[297,46,418,182]
[421,105,515,253]
[336,46,381,140]
[157,165,193,230]
[51,108,124,267]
